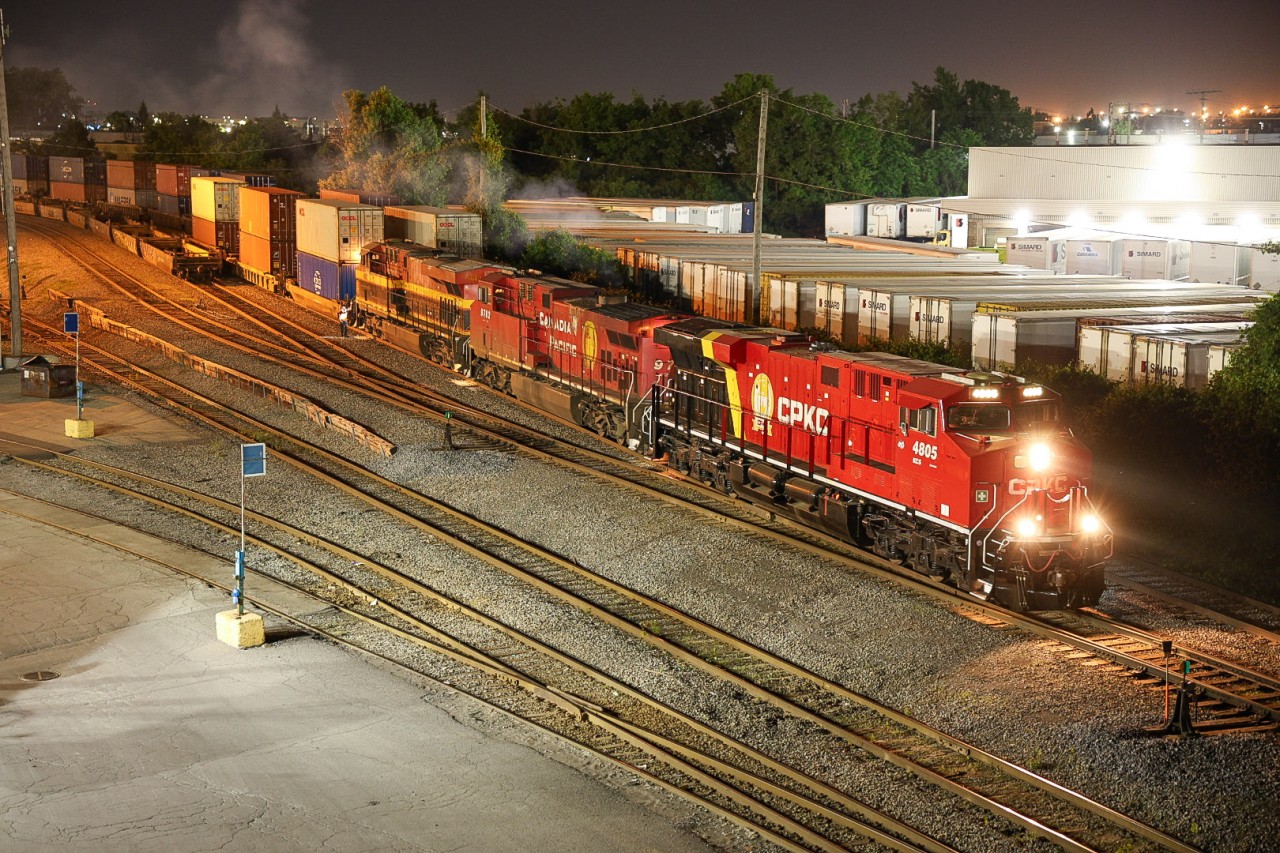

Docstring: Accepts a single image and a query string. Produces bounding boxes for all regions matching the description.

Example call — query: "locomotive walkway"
[0,374,712,852]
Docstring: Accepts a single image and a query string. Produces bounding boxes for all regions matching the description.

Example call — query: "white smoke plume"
[189,0,348,117]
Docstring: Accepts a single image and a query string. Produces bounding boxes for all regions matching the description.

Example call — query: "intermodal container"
[1005,235,1068,273]
[1064,236,1123,275]
[1189,241,1251,286]
[1249,248,1280,293]
[50,156,87,184]
[106,159,157,190]
[155,164,212,197]
[297,250,356,301]
[1119,239,1190,281]
[824,201,867,237]
[11,153,49,183]
[240,233,297,279]
[156,193,191,217]
[219,171,275,188]
[191,176,243,222]
[296,199,384,264]
[192,216,240,254]
[866,203,906,238]
[240,187,304,241]
[107,187,157,208]
[319,187,399,206]
[49,181,105,204]
[382,205,482,257]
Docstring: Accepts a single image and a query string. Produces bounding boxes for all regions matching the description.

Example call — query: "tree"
[37,118,96,158]
[4,66,79,131]
[323,87,449,205]
[141,113,222,166]
[1203,296,1280,496]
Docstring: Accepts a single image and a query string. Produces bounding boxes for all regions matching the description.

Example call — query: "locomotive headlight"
[1015,517,1040,538]
[1028,443,1053,472]
[1079,514,1102,534]
[1021,385,1045,398]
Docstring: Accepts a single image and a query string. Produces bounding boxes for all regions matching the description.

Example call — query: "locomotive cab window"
[477,286,489,304]
[1015,399,1062,429]
[948,404,1010,432]
[901,405,937,437]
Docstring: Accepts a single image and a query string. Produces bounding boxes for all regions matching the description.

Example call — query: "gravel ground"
[10,221,1279,852]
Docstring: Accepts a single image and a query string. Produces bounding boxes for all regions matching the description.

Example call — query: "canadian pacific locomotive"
[355,239,1113,610]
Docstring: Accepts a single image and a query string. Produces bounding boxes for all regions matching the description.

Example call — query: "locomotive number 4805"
[912,441,938,460]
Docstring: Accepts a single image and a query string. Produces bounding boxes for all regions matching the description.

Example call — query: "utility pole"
[930,109,936,148]
[1186,89,1221,143]
[479,94,486,140]
[751,89,767,326]
[0,9,23,364]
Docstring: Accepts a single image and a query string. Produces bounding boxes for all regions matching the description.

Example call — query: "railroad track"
[2,448,943,853]
[24,218,1279,737]
[7,322,1200,853]
[1105,559,1280,641]
[21,216,1272,843]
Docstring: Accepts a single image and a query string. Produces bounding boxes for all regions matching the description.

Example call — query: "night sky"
[7,0,1278,121]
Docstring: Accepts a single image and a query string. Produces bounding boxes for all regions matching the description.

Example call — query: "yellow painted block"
[216,609,265,649]
[64,419,95,439]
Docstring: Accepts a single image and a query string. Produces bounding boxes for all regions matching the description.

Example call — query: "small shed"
[20,356,77,398]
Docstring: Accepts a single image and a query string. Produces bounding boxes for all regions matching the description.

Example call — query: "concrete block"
[216,609,265,649]
[65,418,95,438]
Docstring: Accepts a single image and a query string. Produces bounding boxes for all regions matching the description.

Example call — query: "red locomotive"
[653,318,1112,610]
[355,240,1111,610]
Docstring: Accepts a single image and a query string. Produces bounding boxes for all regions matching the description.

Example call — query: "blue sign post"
[237,443,267,616]
[63,312,83,420]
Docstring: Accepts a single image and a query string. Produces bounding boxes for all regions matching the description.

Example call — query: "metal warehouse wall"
[968,146,1280,202]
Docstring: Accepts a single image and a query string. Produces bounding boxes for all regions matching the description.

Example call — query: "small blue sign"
[63,312,79,334]
[241,443,267,477]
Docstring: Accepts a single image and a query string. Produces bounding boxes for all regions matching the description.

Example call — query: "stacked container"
[49,156,107,204]
[382,205,483,258]
[239,187,304,279]
[220,171,276,188]
[106,159,157,208]
[295,199,384,300]
[154,164,212,217]
[11,153,49,197]
[191,175,245,255]
[319,187,399,206]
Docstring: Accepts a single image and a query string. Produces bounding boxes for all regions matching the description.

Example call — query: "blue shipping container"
[740,202,756,234]
[297,251,356,301]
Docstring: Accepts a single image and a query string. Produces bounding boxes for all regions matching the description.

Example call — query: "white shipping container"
[296,199,384,264]
[725,203,744,234]
[704,205,728,234]
[1136,331,1245,390]
[1189,241,1251,286]
[1207,344,1234,382]
[1006,236,1067,273]
[866,203,906,238]
[1119,239,1190,280]
[825,202,867,237]
[1065,236,1123,275]
[906,204,941,240]
[675,205,708,227]
[1249,248,1280,292]
[383,205,483,257]
[941,212,969,249]
[190,176,243,222]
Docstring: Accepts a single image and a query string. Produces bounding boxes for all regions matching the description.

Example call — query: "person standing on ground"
[338,304,349,338]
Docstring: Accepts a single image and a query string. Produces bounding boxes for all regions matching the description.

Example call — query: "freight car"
[653,320,1112,610]
[351,237,1110,609]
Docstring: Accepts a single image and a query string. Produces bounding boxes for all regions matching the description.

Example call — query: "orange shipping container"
[193,216,240,255]
[240,233,296,278]
[240,187,304,241]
